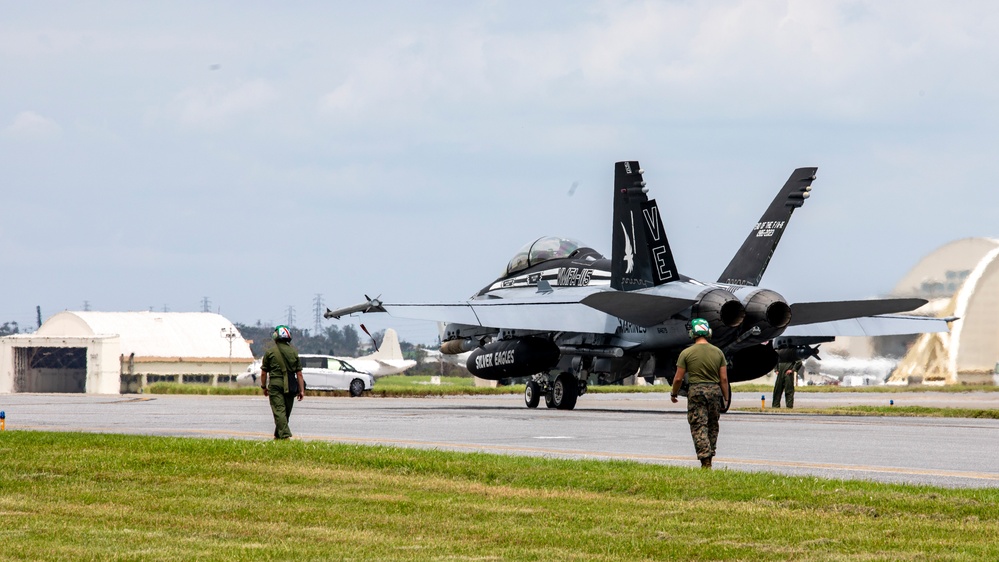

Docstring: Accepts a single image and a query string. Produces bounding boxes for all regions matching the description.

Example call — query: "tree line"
[235,323,365,358]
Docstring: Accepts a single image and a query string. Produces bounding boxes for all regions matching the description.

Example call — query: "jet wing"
[781,314,951,337]
[328,288,622,334]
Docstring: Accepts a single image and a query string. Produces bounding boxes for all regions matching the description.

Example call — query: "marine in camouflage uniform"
[773,349,802,409]
[671,318,729,469]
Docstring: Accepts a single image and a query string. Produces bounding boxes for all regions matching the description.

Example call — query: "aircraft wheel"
[553,373,578,410]
[349,379,365,397]
[544,390,556,408]
[720,380,732,413]
[525,381,541,408]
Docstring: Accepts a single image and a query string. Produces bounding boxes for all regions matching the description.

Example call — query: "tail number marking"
[754,220,785,238]
[557,267,593,287]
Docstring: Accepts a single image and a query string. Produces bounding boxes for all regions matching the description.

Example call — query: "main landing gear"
[524,372,586,410]
[721,380,732,413]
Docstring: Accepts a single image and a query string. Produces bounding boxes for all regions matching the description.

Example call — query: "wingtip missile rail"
[323,295,385,320]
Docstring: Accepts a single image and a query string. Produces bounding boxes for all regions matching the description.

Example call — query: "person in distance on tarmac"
[260,325,305,440]
[772,348,802,409]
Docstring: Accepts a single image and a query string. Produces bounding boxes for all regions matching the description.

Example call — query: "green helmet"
[273,325,292,341]
[688,318,712,340]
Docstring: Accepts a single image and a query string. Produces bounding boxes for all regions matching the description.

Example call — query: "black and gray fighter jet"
[327,162,949,410]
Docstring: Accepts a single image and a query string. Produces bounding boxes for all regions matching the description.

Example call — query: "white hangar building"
[0,311,254,394]
[888,237,999,385]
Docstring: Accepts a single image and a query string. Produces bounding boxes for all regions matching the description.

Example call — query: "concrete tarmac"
[2,391,997,488]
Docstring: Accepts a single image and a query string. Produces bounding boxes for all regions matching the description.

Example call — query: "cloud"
[1,110,62,141]
[168,80,278,131]
[313,0,999,133]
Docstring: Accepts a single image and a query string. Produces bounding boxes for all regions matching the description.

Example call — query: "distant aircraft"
[326,161,950,410]
[234,328,415,387]
[334,328,416,378]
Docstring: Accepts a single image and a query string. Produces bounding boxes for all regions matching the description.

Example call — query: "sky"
[2,1,998,345]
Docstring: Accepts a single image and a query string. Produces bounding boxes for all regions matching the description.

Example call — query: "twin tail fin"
[717,167,817,287]
[610,161,679,291]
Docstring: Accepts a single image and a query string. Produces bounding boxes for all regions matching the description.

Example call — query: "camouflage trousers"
[687,384,722,461]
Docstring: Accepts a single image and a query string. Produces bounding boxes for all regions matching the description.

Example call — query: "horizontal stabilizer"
[781,314,950,337]
[581,291,695,327]
[788,298,928,327]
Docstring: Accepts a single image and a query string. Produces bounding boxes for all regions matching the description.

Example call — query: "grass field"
[2,431,997,561]
[147,379,999,403]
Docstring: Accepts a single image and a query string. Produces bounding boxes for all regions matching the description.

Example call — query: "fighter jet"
[327,161,949,410]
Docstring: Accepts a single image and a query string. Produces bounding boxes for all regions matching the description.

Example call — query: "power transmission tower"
[313,294,324,334]
[286,306,296,327]
[201,297,211,313]
[83,300,91,311]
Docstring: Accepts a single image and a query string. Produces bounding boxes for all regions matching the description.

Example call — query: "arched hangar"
[890,237,999,385]
[0,311,254,394]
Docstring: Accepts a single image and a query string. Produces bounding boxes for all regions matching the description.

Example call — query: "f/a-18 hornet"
[327,161,949,410]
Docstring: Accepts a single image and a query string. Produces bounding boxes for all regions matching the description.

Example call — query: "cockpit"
[504,236,598,276]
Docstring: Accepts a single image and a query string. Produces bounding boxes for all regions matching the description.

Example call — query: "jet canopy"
[505,236,593,276]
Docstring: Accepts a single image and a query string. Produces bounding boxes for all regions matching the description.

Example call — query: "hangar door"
[13,347,87,393]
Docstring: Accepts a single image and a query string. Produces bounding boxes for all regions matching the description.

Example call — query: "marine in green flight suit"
[773,349,801,409]
[260,325,304,439]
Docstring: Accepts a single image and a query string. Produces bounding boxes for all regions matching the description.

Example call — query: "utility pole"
[313,294,324,334]
[201,297,211,313]
[220,327,238,385]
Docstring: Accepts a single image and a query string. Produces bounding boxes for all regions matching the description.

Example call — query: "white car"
[300,354,374,396]
[236,354,375,396]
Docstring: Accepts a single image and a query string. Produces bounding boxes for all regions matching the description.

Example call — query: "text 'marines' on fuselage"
[326,161,949,411]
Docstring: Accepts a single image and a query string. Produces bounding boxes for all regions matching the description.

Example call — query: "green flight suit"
[773,359,801,408]
[262,341,302,439]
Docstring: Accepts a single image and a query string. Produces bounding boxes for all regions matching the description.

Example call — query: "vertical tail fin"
[361,328,405,360]
[717,167,817,286]
[611,161,679,291]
